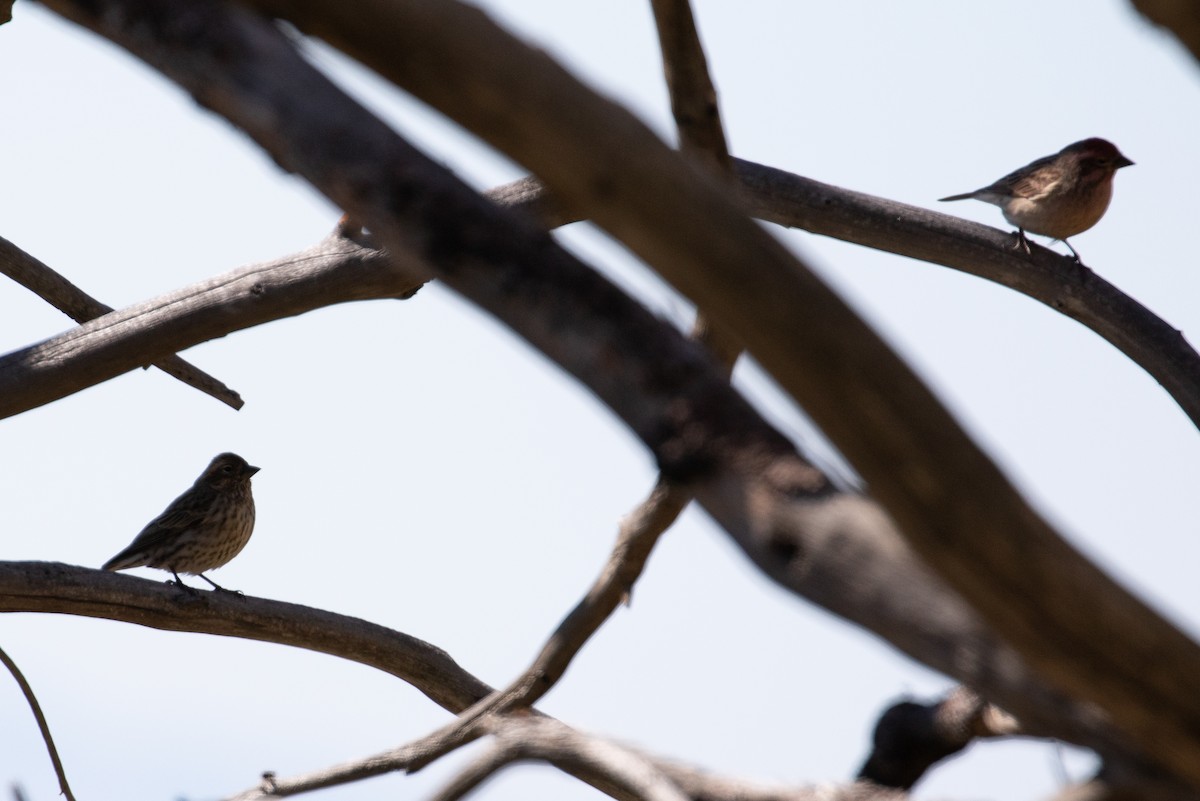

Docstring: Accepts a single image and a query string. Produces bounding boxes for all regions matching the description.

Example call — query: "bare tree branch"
[650,0,731,173]
[1,234,245,410]
[0,562,492,711]
[0,563,1174,801]
[471,717,693,801]
[488,163,1200,434]
[386,480,691,775]
[423,741,523,801]
[650,0,741,366]
[22,1,1188,784]
[0,230,425,419]
[0,645,76,801]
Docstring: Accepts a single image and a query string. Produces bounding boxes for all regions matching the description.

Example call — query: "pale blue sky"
[2,2,1197,800]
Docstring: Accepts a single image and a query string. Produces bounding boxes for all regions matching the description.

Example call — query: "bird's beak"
[246,465,261,477]
[1116,155,1134,169]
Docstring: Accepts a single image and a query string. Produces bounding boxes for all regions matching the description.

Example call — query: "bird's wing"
[122,490,212,550]
[993,153,1062,200]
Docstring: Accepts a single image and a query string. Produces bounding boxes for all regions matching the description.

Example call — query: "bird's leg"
[198,573,241,594]
[169,572,199,593]
[1012,228,1032,255]
[1062,239,1085,264]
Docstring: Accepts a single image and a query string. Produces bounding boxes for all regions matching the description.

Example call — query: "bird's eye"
[222,464,234,473]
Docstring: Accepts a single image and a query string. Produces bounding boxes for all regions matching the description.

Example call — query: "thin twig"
[0,234,244,410]
[650,0,732,171]
[650,0,742,364]
[397,480,690,773]
[0,645,77,801]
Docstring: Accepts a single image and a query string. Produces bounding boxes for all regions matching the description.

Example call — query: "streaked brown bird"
[939,137,1133,263]
[103,453,260,592]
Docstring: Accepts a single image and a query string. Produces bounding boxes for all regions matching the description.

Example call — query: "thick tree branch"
[27,0,1193,784]
[0,645,77,801]
[0,234,245,409]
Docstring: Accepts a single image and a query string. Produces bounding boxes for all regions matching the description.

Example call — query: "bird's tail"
[102,550,146,572]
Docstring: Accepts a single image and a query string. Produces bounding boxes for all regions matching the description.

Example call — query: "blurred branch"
[1130,0,1200,67]
[857,687,1020,790]
[430,718,692,801]
[28,0,1196,784]
[0,234,245,409]
[0,645,76,801]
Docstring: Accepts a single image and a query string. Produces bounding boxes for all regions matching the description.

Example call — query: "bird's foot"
[198,574,243,595]
[1012,229,1033,256]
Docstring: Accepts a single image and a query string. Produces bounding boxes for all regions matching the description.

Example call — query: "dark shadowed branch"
[26,0,1198,787]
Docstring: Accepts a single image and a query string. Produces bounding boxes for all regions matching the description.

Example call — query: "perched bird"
[103,453,260,592]
[939,137,1133,262]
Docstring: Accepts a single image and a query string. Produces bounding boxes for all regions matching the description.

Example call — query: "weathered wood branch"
[488,163,1200,434]
[0,231,424,419]
[0,234,244,409]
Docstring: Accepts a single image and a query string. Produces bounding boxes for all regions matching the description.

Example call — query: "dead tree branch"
[488,162,1200,434]
[0,234,244,409]
[0,645,76,801]
[25,0,1200,785]
[0,230,425,419]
